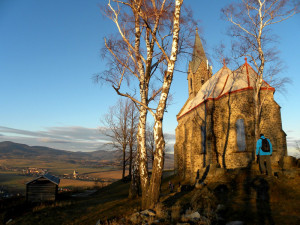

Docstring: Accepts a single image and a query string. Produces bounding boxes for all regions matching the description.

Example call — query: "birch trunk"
[253,0,265,158]
[253,89,259,158]
[146,118,165,208]
[143,0,183,209]
[138,105,150,208]
[102,0,185,208]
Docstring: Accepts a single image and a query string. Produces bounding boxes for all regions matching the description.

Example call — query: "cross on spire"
[223,58,226,67]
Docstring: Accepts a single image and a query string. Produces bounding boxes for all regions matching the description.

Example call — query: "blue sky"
[0,0,299,155]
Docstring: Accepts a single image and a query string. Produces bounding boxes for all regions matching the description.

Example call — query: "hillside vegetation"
[1,141,299,224]
[2,166,300,225]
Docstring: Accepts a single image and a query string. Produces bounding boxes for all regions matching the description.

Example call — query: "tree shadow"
[162,185,194,207]
[251,177,274,225]
[241,165,254,223]
[198,164,210,183]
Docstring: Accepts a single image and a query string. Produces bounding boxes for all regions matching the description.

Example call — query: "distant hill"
[0,141,117,161]
[0,141,174,168]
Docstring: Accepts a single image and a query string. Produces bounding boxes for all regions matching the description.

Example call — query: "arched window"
[236,119,246,151]
[190,78,193,90]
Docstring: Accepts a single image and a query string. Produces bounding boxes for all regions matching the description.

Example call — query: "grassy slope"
[6,180,139,225]
[221,170,300,225]
[4,169,300,225]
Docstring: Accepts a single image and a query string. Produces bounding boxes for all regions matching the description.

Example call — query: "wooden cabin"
[26,173,60,202]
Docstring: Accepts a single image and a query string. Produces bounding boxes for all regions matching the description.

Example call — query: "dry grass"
[171,202,181,222]
[0,158,119,175]
[0,171,124,193]
[85,170,128,179]
[9,179,140,225]
[0,172,32,192]
[59,179,108,189]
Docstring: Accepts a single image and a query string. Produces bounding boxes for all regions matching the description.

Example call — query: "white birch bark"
[103,0,185,208]
[145,0,183,209]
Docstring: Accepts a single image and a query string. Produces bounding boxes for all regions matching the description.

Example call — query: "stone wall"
[175,88,287,181]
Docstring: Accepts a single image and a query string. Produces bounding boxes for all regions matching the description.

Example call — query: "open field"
[82,170,128,179]
[0,172,111,194]
[0,169,126,194]
[0,158,119,175]
[0,172,32,192]
[0,141,173,196]
[59,179,108,189]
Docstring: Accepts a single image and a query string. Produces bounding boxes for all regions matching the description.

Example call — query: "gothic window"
[190,78,193,91]
[201,125,206,153]
[236,119,246,151]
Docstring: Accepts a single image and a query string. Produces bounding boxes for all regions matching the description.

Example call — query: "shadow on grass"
[162,185,194,208]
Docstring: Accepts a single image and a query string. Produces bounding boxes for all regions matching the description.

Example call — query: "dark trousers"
[259,155,272,175]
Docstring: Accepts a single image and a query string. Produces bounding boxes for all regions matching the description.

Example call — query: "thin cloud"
[39,138,72,144]
[0,125,109,152]
[0,126,55,138]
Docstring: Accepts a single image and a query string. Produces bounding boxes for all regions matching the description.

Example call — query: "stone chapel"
[174,31,287,180]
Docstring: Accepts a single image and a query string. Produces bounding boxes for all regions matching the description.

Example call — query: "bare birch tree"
[222,0,297,157]
[101,98,138,180]
[97,0,194,208]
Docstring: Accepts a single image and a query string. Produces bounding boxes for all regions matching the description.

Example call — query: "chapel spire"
[190,28,208,74]
[188,29,212,98]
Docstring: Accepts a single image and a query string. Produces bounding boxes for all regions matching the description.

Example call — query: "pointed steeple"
[187,28,212,99]
[190,28,207,74]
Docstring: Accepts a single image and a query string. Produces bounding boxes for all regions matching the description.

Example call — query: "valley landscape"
[1,0,299,224]
[0,141,174,196]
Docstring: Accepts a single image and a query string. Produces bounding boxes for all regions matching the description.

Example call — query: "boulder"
[283,156,296,169]
[129,212,141,224]
[195,181,205,189]
[188,211,201,220]
[181,211,201,222]
[140,209,156,217]
[130,209,157,224]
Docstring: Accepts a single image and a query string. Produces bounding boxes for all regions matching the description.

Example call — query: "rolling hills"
[0,141,174,168]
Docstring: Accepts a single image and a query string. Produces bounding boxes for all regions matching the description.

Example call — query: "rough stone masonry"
[174,31,287,182]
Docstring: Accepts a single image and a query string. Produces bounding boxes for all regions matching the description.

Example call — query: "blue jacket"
[256,136,272,156]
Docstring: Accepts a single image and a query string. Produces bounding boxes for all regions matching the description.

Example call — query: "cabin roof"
[26,173,60,185]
